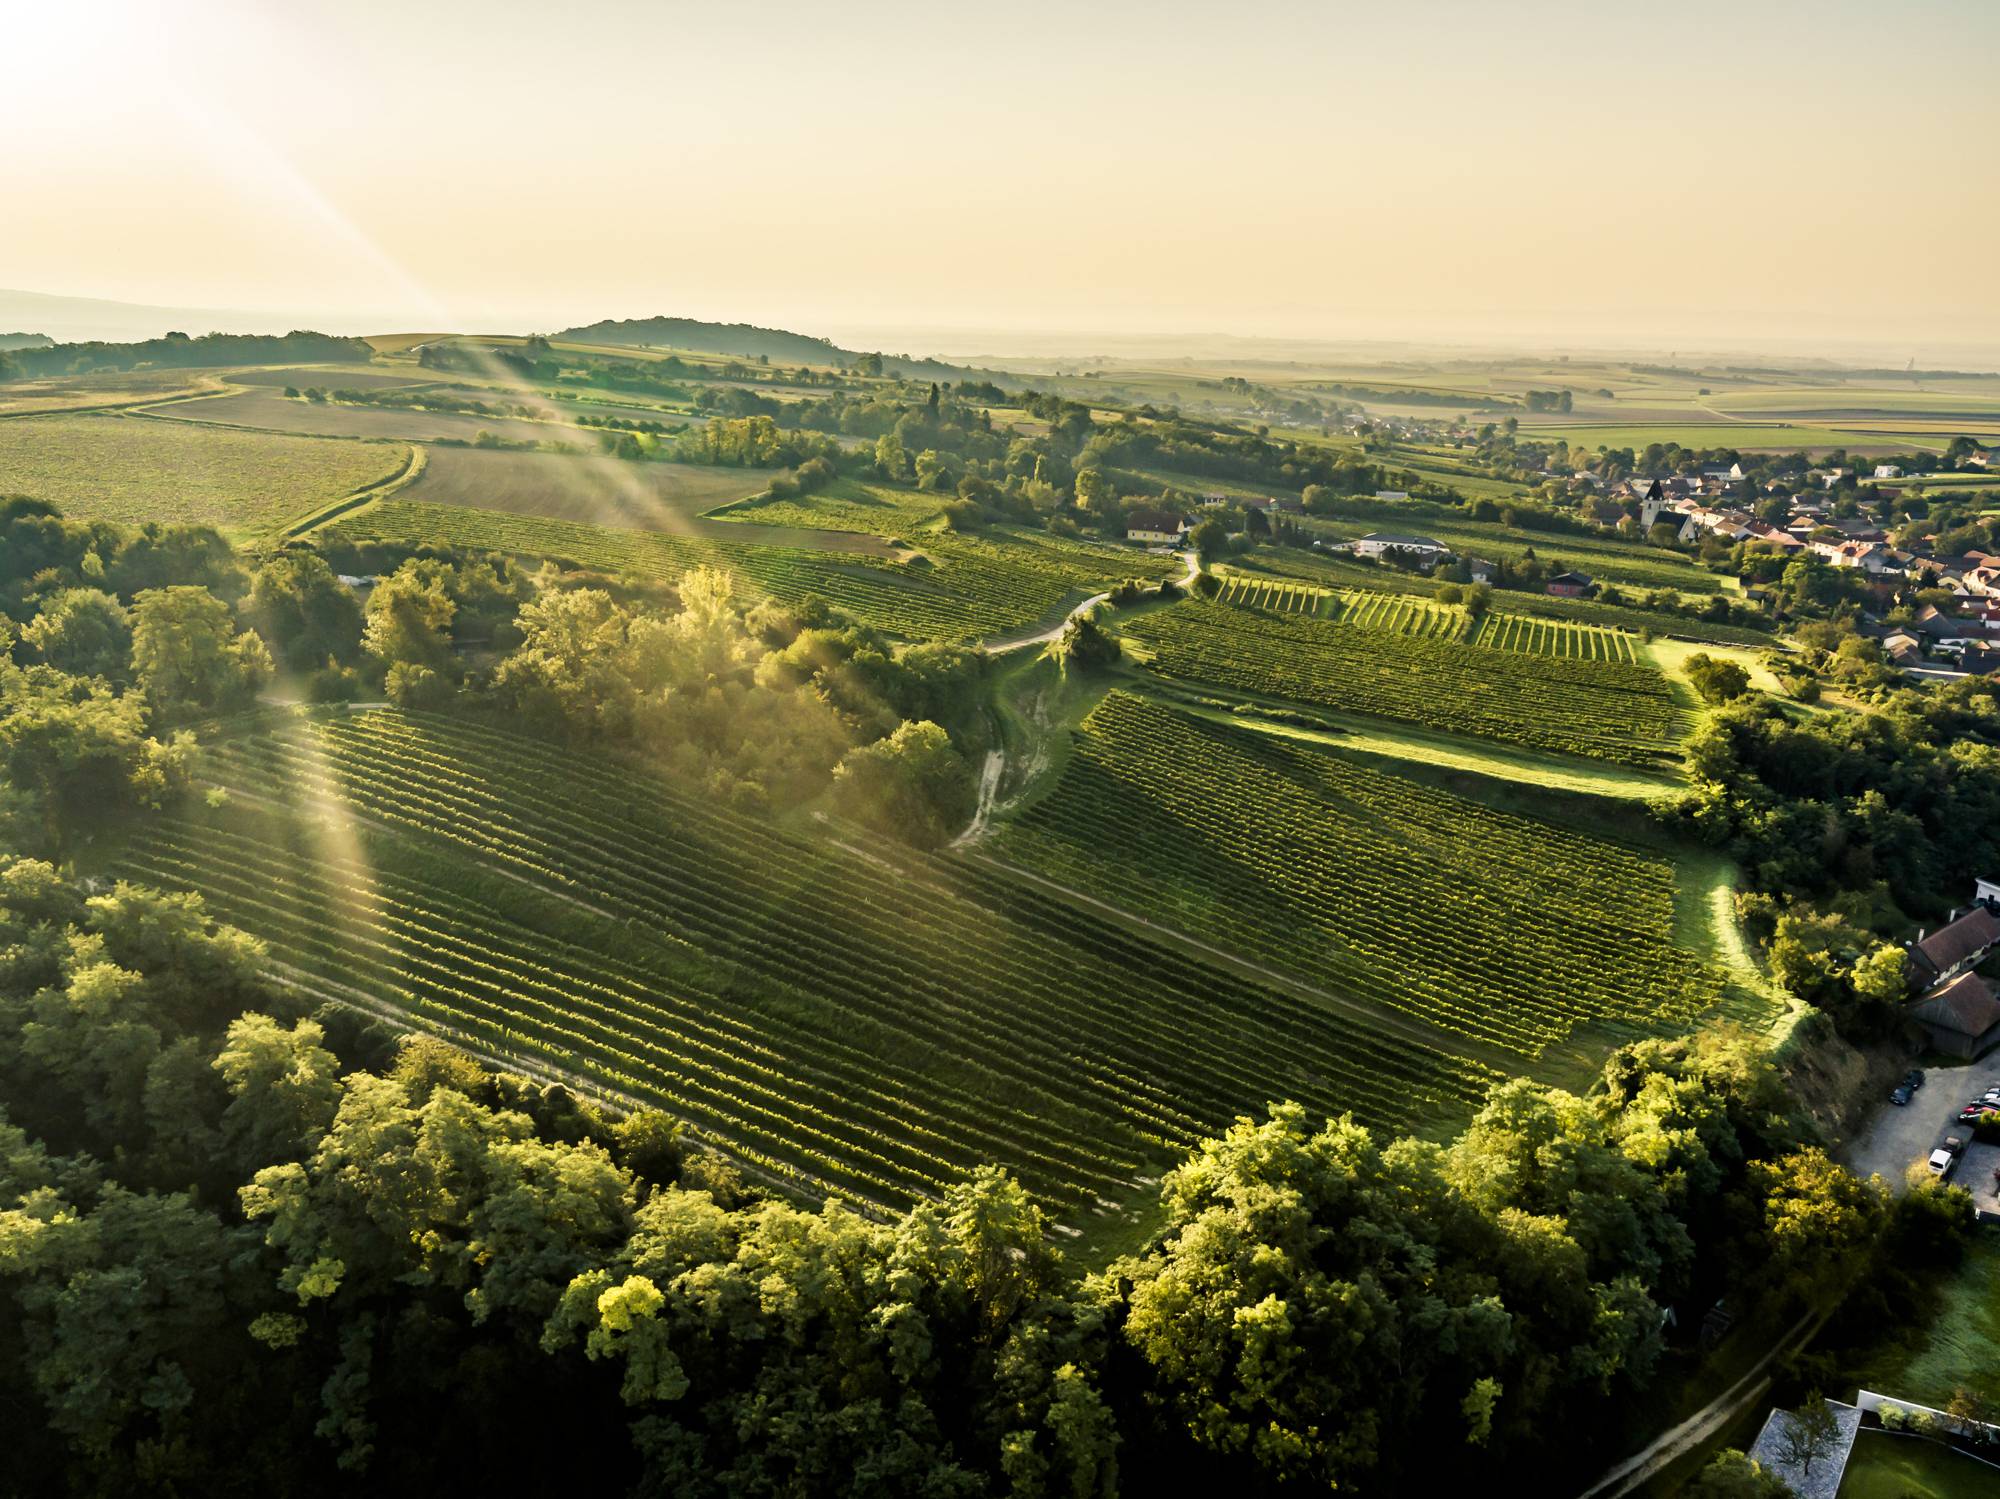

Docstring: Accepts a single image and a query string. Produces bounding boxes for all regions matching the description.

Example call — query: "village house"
[1546,570,1594,598]
[1874,463,1903,480]
[1881,630,1925,668]
[1959,643,2000,675]
[1125,510,1189,546]
[1906,902,2000,989]
[1348,532,1450,564]
[1743,521,1803,552]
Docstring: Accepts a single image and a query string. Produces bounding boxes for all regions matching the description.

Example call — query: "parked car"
[1956,1104,1997,1124]
[1941,1134,1966,1158]
[1904,1069,1926,1091]
[1890,1085,1913,1106]
[1980,1089,2000,1106]
[1928,1148,1957,1177]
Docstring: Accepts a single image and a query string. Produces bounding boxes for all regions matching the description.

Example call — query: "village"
[1117,432,2000,670]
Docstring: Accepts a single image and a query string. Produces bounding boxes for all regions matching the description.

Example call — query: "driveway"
[1840,1061,2000,1190]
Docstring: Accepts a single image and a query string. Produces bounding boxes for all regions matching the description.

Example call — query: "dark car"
[1890,1085,1914,1106]
[1904,1069,1926,1091]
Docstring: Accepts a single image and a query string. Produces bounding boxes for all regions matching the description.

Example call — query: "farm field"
[1125,598,1683,765]
[1413,522,1723,595]
[713,479,947,537]
[994,694,1721,1065]
[0,412,410,540]
[143,386,593,446]
[222,365,431,391]
[0,365,229,415]
[397,445,823,543]
[1302,513,1726,594]
[1212,574,1330,614]
[1224,553,1775,643]
[336,499,1175,640]
[1468,608,1641,661]
[1151,690,1675,802]
[1257,584,1646,662]
[113,706,1495,1227]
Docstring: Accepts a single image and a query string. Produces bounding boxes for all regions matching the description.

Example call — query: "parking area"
[1840,1062,2000,1192]
[1959,1138,2000,1214]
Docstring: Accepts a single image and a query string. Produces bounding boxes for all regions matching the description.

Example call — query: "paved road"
[1841,1059,1999,1189]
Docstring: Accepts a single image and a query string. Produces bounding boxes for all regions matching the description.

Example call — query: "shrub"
[385,661,453,710]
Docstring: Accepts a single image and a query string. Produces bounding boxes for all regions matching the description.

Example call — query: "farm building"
[1546,571,1595,598]
[1907,972,2000,1059]
[1905,903,2000,988]
[1349,532,1448,563]
[1126,510,1189,546]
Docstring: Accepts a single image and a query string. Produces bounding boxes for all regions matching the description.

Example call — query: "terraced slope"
[1126,599,1680,765]
[118,707,1495,1226]
[995,694,1721,1062]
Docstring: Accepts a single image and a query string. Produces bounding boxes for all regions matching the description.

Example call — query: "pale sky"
[6,0,1997,358]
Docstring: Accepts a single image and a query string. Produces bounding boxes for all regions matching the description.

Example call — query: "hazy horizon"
[8,0,1997,364]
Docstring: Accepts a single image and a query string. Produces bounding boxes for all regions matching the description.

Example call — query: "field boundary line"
[961,849,1522,1074]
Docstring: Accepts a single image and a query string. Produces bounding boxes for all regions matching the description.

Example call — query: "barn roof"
[1914,905,2000,976]
[1910,971,2000,1039]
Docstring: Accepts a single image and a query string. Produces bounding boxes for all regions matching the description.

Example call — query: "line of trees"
[0,330,370,381]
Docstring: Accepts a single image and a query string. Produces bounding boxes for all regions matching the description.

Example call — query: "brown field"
[363,333,451,355]
[0,366,230,416]
[222,366,434,391]
[398,445,900,556]
[144,387,589,447]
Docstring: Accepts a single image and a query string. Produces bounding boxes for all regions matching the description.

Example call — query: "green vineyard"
[1126,599,1682,765]
[1227,551,1772,645]
[1467,610,1640,662]
[996,694,1721,1060]
[335,501,1172,642]
[1218,574,1642,661]
[1214,574,1330,614]
[117,707,1495,1224]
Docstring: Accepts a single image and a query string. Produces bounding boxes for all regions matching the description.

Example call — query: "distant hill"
[553,313,981,382]
[554,315,845,365]
[0,288,286,343]
[0,332,52,351]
